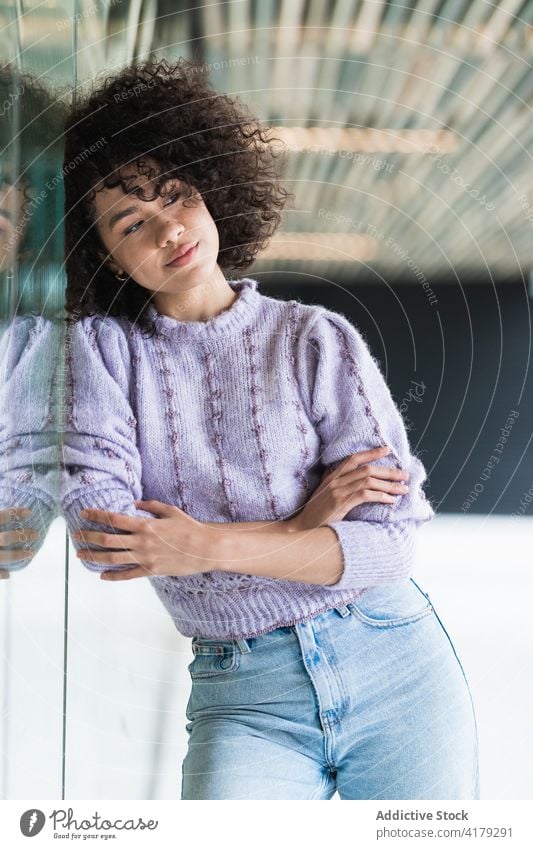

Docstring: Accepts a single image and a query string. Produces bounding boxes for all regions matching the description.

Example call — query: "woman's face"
[92,158,222,295]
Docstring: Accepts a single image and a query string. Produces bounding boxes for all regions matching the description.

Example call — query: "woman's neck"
[152,269,237,324]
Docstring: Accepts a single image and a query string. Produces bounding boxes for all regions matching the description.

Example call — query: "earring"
[115,271,128,281]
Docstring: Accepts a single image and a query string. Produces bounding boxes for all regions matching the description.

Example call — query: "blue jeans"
[181,578,480,800]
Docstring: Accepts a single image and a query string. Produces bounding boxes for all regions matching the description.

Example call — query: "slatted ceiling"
[268,19,287,117]
[307,0,333,46]
[482,0,523,44]
[296,20,320,112]
[481,61,527,127]
[203,0,223,46]
[225,1,247,88]
[455,59,501,126]
[327,2,355,54]
[251,2,273,98]
[30,0,528,279]
[403,0,439,44]
[278,0,305,57]
[136,0,157,58]
[379,57,415,124]
[352,0,385,53]
[500,175,533,231]
[414,55,458,124]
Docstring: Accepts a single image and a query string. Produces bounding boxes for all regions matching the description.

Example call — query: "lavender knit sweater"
[58,277,435,639]
[0,316,60,562]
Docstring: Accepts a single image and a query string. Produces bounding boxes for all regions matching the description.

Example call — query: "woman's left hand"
[72,500,217,581]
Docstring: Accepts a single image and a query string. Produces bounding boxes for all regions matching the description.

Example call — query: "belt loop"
[235,638,251,654]
[334,604,351,618]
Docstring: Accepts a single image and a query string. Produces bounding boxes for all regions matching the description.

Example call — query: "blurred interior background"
[0,0,532,800]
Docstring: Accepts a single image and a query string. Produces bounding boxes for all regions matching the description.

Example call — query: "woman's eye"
[124,220,143,236]
[123,193,181,236]
[164,192,181,205]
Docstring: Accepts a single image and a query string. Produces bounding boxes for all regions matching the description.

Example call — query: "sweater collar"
[146,277,259,340]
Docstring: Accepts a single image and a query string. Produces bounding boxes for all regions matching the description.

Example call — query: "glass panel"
[0,1,71,799]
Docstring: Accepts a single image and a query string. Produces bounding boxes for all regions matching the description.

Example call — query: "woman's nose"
[155,214,184,247]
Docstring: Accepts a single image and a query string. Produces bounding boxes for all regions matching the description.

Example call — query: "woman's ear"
[108,261,125,277]
[97,249,123,278]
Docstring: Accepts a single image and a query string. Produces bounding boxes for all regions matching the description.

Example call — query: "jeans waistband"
[233,604,353,653]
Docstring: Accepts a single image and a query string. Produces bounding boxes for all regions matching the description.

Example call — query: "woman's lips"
[166,242,199,267]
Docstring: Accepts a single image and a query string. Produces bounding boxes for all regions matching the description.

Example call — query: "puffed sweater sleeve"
[296,307,435,591]
[0,315,60,570]
[60,315,155,573]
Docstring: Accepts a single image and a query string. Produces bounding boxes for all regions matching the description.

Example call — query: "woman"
[61,57,479,800]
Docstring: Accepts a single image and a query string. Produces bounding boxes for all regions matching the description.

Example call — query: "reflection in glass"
[0,62,65,575]
[0,60,67,799]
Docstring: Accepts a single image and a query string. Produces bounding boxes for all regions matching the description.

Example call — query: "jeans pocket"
[188,637,241,679]
[347,578,433,628]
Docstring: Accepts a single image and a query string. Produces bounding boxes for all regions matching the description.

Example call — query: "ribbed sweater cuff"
[62,488,156,573]
[324,519,416,591]
[0,485,57,571]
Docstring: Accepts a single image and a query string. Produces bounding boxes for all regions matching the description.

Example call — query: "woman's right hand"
[288,446,410,532]
[0,508,38,574]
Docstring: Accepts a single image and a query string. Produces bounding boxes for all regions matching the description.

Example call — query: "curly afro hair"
[63,55,293,334]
